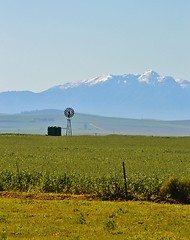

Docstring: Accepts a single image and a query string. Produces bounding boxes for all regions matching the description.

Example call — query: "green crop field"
[0,134,190,202]
[1,134,190,177]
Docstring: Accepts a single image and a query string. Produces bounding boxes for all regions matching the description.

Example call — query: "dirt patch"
[0,191,98,201]
[0,191,182,204]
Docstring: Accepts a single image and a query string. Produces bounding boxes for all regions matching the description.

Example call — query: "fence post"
[122,161,127,198]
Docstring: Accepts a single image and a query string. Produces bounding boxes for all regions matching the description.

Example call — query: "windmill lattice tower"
[64,107,75,136]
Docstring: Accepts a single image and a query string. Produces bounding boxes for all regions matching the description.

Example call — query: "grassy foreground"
[1,196,190,240]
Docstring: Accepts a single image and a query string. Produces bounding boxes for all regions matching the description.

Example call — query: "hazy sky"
[0,0,190,92]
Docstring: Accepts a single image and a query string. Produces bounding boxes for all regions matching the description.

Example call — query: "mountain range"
[1,70,190,120]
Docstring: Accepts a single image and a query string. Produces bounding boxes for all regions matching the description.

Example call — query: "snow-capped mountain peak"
[2,70,190,120]
[49,70,190,92]
[50,74,112,91]
[81,74,112,85]
[138,70,163,85]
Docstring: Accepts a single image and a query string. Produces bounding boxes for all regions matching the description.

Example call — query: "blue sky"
[0,0,190,92]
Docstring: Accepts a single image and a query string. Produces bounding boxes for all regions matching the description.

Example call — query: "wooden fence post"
[122,161,127,198]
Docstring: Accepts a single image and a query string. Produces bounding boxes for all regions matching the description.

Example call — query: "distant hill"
[1,70,190,120]
[0,110,190,136]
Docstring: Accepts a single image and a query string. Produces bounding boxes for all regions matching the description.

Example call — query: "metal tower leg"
[66,118,72,136]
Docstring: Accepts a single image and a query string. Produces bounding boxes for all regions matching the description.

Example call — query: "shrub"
[1,170,190,203]
[160,176,190,203]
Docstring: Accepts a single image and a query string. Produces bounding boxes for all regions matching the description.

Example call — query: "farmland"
[1,134,190,239]
[0,134,190,202]
[1,134,190,177]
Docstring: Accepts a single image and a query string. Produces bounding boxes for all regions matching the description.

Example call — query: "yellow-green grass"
[0,196,190,240]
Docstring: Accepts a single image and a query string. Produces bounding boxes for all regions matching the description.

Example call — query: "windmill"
[64,107,75,136]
